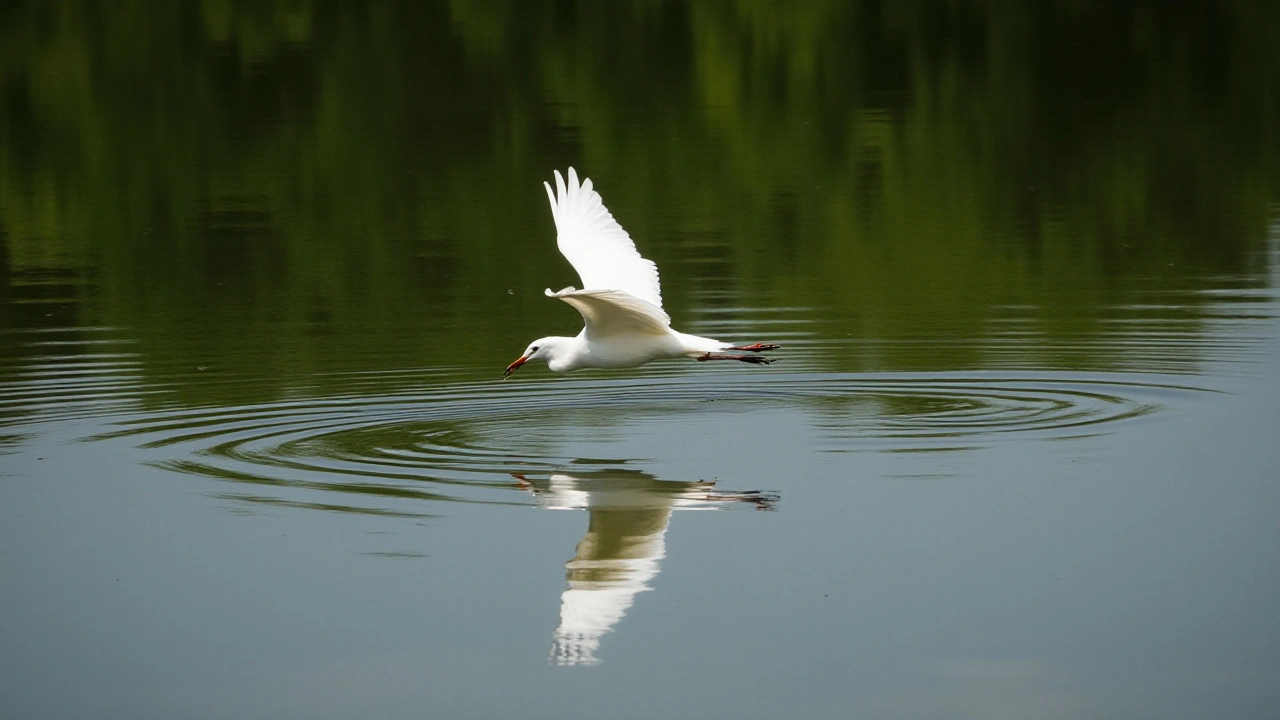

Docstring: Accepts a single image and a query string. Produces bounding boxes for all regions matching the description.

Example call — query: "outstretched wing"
[544,168,664,311]
[545,287,671,339]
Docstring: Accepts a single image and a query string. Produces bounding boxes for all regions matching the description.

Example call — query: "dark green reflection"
[1,1,1276,407]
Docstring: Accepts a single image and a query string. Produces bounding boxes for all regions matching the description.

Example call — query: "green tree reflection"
[1,1,1276,404]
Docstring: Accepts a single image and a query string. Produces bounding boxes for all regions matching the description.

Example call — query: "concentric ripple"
[0,315,1229,514]
[793,373,1197,452]
[71,369,1211,513]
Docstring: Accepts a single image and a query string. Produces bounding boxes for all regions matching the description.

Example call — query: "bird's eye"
[531,346,539,353]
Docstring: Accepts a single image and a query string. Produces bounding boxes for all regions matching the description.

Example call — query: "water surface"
[2,3,1279,719]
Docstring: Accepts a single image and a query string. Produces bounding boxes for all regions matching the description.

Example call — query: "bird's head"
[503,337,568,378]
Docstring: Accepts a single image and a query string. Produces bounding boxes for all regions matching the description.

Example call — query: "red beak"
[503,355,529,378]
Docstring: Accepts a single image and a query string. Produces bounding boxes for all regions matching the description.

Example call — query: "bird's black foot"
[697,353,776,364]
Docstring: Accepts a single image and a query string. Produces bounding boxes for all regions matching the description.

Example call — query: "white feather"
[544,287,671,338]
[503,169,778,376]
[544,168,665,311]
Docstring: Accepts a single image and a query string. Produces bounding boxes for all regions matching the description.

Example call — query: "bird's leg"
[697,353,775,364]
[727,342,781,352]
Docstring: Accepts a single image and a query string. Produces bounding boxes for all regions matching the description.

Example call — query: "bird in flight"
[504,168,779,378]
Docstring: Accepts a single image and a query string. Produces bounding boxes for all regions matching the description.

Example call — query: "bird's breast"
[572,333,685,370]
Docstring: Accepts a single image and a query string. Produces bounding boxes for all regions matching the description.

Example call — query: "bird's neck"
[546,335,585,373]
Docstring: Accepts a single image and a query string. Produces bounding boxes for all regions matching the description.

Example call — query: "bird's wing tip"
[545,286,577,297]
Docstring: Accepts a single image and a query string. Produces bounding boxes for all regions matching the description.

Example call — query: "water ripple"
[1,298,1242,514]
[63,369,1212,512]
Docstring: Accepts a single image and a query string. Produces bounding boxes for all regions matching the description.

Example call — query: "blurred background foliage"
[1,1,1277,398]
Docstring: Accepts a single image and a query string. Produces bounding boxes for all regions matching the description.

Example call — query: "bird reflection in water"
[512,470,778,666]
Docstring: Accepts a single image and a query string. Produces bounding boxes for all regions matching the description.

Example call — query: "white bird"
[504,168,779,378]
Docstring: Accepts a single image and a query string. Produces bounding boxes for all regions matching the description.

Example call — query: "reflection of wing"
[517,470,777,666]
[551,505,669,666]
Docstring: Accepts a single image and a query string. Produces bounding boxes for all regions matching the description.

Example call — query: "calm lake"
[2,3,1279,718]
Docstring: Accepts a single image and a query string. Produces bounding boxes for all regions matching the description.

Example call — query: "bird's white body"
[504,168,777,377]
[526,329,726,374]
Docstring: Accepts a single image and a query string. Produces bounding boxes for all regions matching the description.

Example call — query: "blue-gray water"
[2,3,1279,718]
